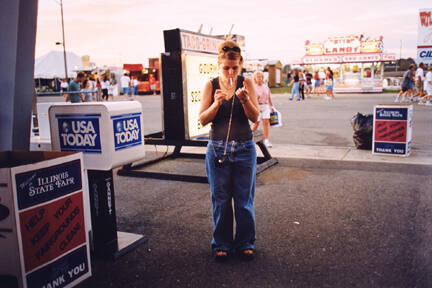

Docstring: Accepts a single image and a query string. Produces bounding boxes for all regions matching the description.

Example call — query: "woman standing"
[101,76,110,101]
[251,71,274,148]
[326,67,335,100]
[199,40,259,262]
[299,71,305,100]
[289,69,301,101]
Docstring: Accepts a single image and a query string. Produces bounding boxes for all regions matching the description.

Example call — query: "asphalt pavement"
[38,93,432,287]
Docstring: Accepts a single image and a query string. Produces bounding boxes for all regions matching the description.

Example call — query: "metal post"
[60,0,68,80]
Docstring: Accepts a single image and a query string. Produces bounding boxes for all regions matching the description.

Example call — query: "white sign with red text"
[180,31,224,54]
[417,9,432,64]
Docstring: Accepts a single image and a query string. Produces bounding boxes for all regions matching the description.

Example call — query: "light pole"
[55,0,68,80]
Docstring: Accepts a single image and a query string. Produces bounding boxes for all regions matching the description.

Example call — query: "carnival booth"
[264,60,282,87]
[295,35,396,93]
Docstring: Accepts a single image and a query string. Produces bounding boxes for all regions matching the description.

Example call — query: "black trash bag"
[351,112,373,150]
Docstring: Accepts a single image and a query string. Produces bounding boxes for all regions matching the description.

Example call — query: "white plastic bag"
[270,107,282,127]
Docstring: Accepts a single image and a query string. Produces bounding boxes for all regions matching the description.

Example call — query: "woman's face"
[255,73,263,85]
[220,58,240,81]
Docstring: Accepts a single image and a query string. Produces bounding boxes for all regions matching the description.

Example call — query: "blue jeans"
[290,82,300,100]
[122,87,129,95]
[205,139,257,252]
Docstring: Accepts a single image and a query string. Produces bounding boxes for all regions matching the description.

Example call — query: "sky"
[35,0,430,67]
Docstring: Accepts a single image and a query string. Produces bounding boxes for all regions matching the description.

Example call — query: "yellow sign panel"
[183,53,219,139]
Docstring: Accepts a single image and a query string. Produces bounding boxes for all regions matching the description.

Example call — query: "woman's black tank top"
[210,76,252,141]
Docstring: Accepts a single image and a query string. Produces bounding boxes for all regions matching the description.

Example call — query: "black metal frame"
[117,130,278,183]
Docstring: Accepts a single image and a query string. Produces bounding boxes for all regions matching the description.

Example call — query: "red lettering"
[420,11,432,27]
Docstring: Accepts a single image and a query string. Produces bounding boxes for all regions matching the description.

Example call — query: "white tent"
[34,50,81,79]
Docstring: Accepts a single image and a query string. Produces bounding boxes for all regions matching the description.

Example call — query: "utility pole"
[397,40,402,72]
[60,0,68,80]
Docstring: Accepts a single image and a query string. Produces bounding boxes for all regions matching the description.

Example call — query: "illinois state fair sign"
[56,114,102,154]
[13,158,91,288]
[110,112,143,151]
[417,9,432,64]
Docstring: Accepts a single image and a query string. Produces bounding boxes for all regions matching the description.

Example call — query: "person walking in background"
[424,65,432,106]
[324,72,333,101]
[199,40,259,262]
[60,79,69,93]
[101,76,110,101]
[289,69,301,101]
[395,64,415,103]
[65,72,84,103]
[299,71,305,100]
[326,67,335,100]
[286,71,291,85]
[108,80,115,100]
[128,77,134,100]
[305,70,313,98]
[88,76,96,94]
[414,62,425,103]
[121,73,131,95]
[81,79,93,102]
[251,70,274,148]
[133,76,139,95]
[313,71,320,96]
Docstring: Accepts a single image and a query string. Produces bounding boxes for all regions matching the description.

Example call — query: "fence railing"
[36,90,102,101]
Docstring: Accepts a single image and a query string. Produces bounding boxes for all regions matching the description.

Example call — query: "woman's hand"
[213,89,226,106]
[235,81,249,103]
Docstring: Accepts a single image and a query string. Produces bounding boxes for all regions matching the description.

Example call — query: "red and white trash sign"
[372,104,413,156]
[0,151,91,288]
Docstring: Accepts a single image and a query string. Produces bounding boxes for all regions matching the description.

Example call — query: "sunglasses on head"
[222,46,241,53]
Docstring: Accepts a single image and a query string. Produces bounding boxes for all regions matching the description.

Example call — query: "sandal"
[239,249,254,261]
[214,250,229,262]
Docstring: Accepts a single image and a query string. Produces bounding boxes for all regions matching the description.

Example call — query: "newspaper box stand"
[49,101,147,259]
[372,104,413,156]
[0,151,91,288]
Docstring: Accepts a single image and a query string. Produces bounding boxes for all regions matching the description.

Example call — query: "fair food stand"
[295,35,396,93]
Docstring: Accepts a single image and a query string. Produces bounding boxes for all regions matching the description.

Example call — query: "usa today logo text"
[111,113,142,151]
[56,114,102,153]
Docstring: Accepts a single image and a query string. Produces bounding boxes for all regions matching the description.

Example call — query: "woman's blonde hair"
[253,70,264,83]
[217,40,243,65]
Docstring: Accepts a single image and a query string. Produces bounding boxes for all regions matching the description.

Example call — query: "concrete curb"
[145,144,432,166]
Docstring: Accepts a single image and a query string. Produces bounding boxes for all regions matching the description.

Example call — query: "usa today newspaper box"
[48,101,146,259]
[372,104,413,156]
[0,151,91,288]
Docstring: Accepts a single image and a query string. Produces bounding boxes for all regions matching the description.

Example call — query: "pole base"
[112,231,148,260]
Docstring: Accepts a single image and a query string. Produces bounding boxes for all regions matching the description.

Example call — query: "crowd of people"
[61,72,133,103]
[286,67,335,101]
[395,62,432,106]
